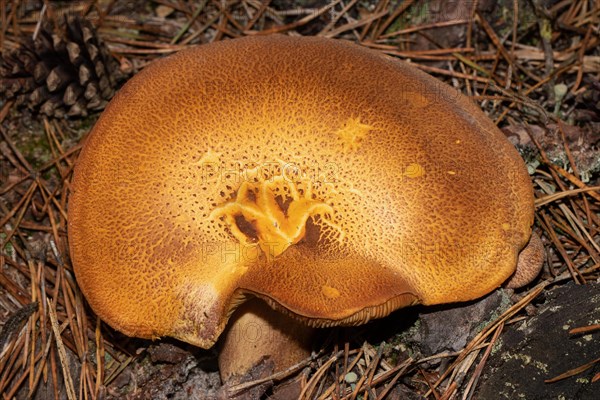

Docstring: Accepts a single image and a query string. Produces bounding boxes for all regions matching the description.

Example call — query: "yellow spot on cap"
[336,117,374,151]
[502,223,511,231]
[404,163,425,178]
[455,139,461,144]
[322,285,341,299]
[175,214,190,224]
[447,170,457,175]
[195,148,222,165]
[408,92,429,108]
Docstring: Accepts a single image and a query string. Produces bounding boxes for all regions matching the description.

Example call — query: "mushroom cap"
[68,35,534,348]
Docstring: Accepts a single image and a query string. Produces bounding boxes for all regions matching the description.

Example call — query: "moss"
[1,233,15,257]
[14,123,52,170]
[11,111,95,176]
[383,1,429,35]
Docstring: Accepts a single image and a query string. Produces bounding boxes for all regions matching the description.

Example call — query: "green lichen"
[475,289,512,334]
[491,337,504,355]
[500,351,549,373]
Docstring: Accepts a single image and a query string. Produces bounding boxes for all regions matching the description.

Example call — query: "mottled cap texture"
[68,35,534,348]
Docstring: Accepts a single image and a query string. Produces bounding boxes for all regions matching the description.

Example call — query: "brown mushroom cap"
[68,35,534,349]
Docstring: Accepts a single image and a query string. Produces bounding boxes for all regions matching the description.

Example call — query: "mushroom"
[68,35,543,388]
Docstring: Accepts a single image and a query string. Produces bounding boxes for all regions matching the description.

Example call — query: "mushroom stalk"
[218,298,315,385]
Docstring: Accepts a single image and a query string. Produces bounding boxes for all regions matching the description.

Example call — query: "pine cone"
[0,15,123,118]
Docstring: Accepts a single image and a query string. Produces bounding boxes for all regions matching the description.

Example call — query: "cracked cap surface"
[68,35,535,348]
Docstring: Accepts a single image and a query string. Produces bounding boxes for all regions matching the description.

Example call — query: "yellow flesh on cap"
[68,35,535,349]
